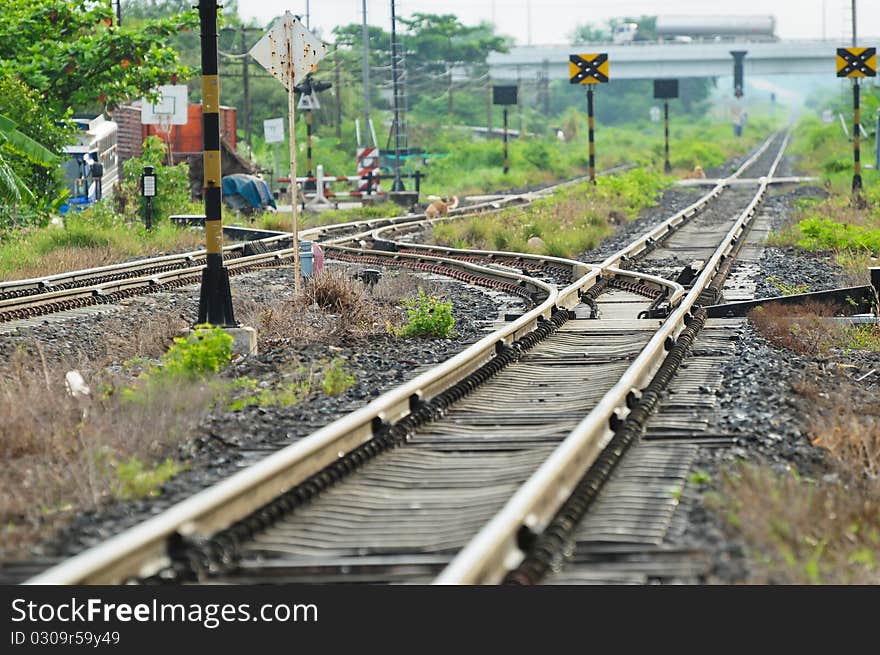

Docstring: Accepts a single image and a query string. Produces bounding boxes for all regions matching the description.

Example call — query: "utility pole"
[334,48,343,140]
[447,68,454,126]
[852,0,857,46]
[361,0,372,146]
[390,0,404,191]
[241,26,250,151]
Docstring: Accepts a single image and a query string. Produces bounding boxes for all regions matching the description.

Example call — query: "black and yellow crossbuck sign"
[837,47,877,78]
[569,53,609,84]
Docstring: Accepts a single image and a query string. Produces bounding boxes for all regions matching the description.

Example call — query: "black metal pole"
[664,100,671,174]
[197,0,236,327]
[503,108,509,174]
[853,80,862,193]
[587,86,596,184]
[145,197,153,230]
[390,0,404,191]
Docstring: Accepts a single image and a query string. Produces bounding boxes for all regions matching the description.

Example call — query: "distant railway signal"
[654,80,678,174]
[837,47,877,78]
[568,53,609,85]
[730,50,747,97]
[492,86,517,106]
[569,53,608,184]
[493,86,517,174]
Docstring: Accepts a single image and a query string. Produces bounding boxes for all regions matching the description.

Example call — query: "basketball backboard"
[140,85,189,125]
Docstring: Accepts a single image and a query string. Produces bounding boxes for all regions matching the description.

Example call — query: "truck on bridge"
[613,15,777,44]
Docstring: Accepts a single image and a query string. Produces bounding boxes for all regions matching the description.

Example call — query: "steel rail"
[0,170,611,302]
[435,130,791,584]
[23,135,779,584]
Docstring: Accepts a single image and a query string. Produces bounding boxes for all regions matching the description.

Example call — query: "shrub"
[116,136,191,224]
[396,289,455,338]
[159,324,233,379]
[320,357,355,395]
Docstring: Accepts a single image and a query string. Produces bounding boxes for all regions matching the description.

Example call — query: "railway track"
[22,131,790,584]
[0,172,605,321]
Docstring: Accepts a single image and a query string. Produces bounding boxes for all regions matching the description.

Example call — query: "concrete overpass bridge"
[488,39,875,81]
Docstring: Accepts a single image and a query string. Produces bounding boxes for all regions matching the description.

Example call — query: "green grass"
[433,168,670,258]
[0,200,204,280]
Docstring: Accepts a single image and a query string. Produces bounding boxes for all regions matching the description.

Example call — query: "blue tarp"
[221,174,276,212]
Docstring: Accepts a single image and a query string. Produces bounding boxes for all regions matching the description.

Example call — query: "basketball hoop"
[140,84,188,166]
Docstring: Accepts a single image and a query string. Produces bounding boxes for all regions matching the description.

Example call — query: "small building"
[112,103,261,197]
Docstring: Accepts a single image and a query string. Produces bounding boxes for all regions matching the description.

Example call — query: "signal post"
[837,47,877,196]
[569,53,609,184]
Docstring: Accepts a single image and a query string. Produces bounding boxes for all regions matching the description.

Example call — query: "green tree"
[0,72,73,227]
[116,136,190,224]
[0,0,197,114]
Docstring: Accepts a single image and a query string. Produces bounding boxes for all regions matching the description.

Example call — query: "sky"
[237,0,880,45]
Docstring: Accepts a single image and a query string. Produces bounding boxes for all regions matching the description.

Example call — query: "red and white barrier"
[278,164,385,207]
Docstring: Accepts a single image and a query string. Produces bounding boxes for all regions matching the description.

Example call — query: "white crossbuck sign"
[249,12,327,90]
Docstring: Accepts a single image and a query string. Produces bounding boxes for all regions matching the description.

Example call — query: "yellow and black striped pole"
[587,86,596,184]
[853,79,862,194]
[197,0,236,326]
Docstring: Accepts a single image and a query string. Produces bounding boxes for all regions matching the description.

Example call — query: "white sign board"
[249,12,327,91]
[264,118,285,143]
[649,106,661,122]
[822,109,834,124]
[140,85,189,125]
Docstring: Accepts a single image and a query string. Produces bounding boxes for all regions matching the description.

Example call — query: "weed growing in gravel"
[395,289,455,338]
[227,358,355,410]
[110,456,188,500]
[765,275,809,296]
[227,376,312,411]
[320,358,356,396]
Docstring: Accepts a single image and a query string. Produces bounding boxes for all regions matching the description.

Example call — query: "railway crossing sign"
[569,53,609,85]
[837,47,877,78]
